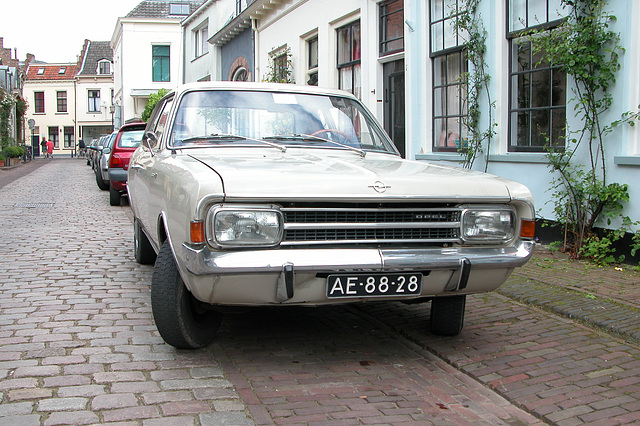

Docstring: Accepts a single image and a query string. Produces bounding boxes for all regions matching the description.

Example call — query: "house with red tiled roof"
[23,63,79,156]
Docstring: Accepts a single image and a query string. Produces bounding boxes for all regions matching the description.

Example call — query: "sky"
[2,0,143,63]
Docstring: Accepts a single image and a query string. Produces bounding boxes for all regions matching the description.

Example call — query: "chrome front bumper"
[181,240,534,300]
[182,240,534,276]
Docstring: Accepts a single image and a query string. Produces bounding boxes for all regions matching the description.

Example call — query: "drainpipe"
[73,76,78,157]
[252,18,258,82]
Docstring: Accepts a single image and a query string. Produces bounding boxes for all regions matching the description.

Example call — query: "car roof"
[167,81,359,101]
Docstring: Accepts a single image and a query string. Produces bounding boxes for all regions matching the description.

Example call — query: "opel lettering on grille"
[369,181,391,193]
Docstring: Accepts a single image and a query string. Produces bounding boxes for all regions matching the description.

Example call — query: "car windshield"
[168,90,397,154]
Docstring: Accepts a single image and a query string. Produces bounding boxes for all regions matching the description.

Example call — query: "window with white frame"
[508,0,567,152]
[64,126,74,148]
[98,60,111,75]
[430,0,467,152]
[152,45,171,82]
[34,92,45,113]
[337,20,361,99]
[169,3,189,15]
[88,90,101,113]
[194,24,209,58]
[307,36,318,86]
[57,91,68,113]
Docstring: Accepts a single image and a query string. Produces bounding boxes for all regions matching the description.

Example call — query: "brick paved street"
[1,159,640,425]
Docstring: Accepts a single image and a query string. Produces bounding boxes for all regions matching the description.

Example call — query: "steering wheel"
[310,129,357,146]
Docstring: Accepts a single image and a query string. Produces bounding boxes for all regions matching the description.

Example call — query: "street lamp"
[109,105,115,131]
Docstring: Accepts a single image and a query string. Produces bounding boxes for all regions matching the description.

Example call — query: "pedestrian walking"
[46,139,54,159]
[40,137,47,158]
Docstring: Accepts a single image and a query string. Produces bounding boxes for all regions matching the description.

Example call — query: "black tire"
[430,295,466,336]
[96,169,109,190]
[134,219,156,265]
[109,185,121,206]
[151,241,222,349]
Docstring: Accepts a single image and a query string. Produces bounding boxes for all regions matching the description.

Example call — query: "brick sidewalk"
[500,246,640,343]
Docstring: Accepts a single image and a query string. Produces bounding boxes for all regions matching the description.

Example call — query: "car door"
[129,96,174,248]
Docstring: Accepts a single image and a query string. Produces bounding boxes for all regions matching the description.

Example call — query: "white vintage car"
[128,82,535,349]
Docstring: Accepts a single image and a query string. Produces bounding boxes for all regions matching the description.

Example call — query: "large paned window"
[152,45,170,82]
[88,90,100,113]
[48,126,59,148]
[430,0,466,53]
[63,126,74,148]
[433,52,468,150]
[508,0,566,151]
[430,0,467,152]
[337,21,361,99]
[57,91,67,113]
[34,92,45,113]
[379,0,404,56]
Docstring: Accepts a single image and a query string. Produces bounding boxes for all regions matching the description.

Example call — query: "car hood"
[188,148,524,202]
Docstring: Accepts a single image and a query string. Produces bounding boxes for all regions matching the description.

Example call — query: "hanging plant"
[0,91,14,150]
[452,0,496,171]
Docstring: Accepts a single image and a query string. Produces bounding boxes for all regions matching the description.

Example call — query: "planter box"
[9,157,20,166]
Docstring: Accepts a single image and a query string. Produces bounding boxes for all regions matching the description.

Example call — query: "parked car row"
[86,122,146,206]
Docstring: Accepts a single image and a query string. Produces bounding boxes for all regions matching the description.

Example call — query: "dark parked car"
[107,122,146,205]
[95,133,116,191]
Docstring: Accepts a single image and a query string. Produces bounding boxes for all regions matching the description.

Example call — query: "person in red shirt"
[46,139,54,159]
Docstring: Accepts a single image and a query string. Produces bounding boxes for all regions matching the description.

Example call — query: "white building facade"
[23,63,78,157]
[180,0,640,240]
[111,1,204,128]
[75,40,115,144]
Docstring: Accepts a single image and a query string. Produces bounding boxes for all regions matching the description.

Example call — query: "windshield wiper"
[298,133,366,157]
[263,135,325,142]
[182,134,246,143]
[182,133,286,152]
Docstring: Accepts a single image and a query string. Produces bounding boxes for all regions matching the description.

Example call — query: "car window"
[149,97,174,149]
[118,129,145,148]
[167,90,396,153]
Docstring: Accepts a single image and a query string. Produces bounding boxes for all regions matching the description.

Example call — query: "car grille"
[280,205,461,246]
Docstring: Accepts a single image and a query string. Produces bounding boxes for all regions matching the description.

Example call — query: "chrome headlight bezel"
[206,205,284,249]
[461,206,516,244]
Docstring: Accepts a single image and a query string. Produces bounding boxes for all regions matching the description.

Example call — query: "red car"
[107,122,146,206]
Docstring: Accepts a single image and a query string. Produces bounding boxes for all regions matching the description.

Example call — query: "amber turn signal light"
[190,220,205,244]
[520,219,535,239]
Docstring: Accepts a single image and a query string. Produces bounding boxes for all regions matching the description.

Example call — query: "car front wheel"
[96,169,109,190]
[430,295,466,336]
[151,241,222,349]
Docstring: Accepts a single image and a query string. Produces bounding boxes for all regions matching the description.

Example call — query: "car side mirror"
[143,131,158,149]
[102,147,111,155]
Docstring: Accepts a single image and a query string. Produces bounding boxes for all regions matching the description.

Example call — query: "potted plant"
[3,146,24,166]
[0,153,5,167]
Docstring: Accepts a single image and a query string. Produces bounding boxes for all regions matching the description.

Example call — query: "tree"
[142,89,170,122]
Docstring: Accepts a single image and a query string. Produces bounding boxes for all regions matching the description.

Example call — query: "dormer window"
[98,60,111,75]
[58,67,66,74]
[37,68,45,75]
[169,3,190,15]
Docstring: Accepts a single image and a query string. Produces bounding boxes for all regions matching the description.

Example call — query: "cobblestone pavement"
[1,159,640,425]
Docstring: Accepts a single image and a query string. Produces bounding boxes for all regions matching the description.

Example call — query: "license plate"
[326,273,422,299]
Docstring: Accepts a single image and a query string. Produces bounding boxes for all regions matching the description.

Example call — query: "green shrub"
[3,146,24,158]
